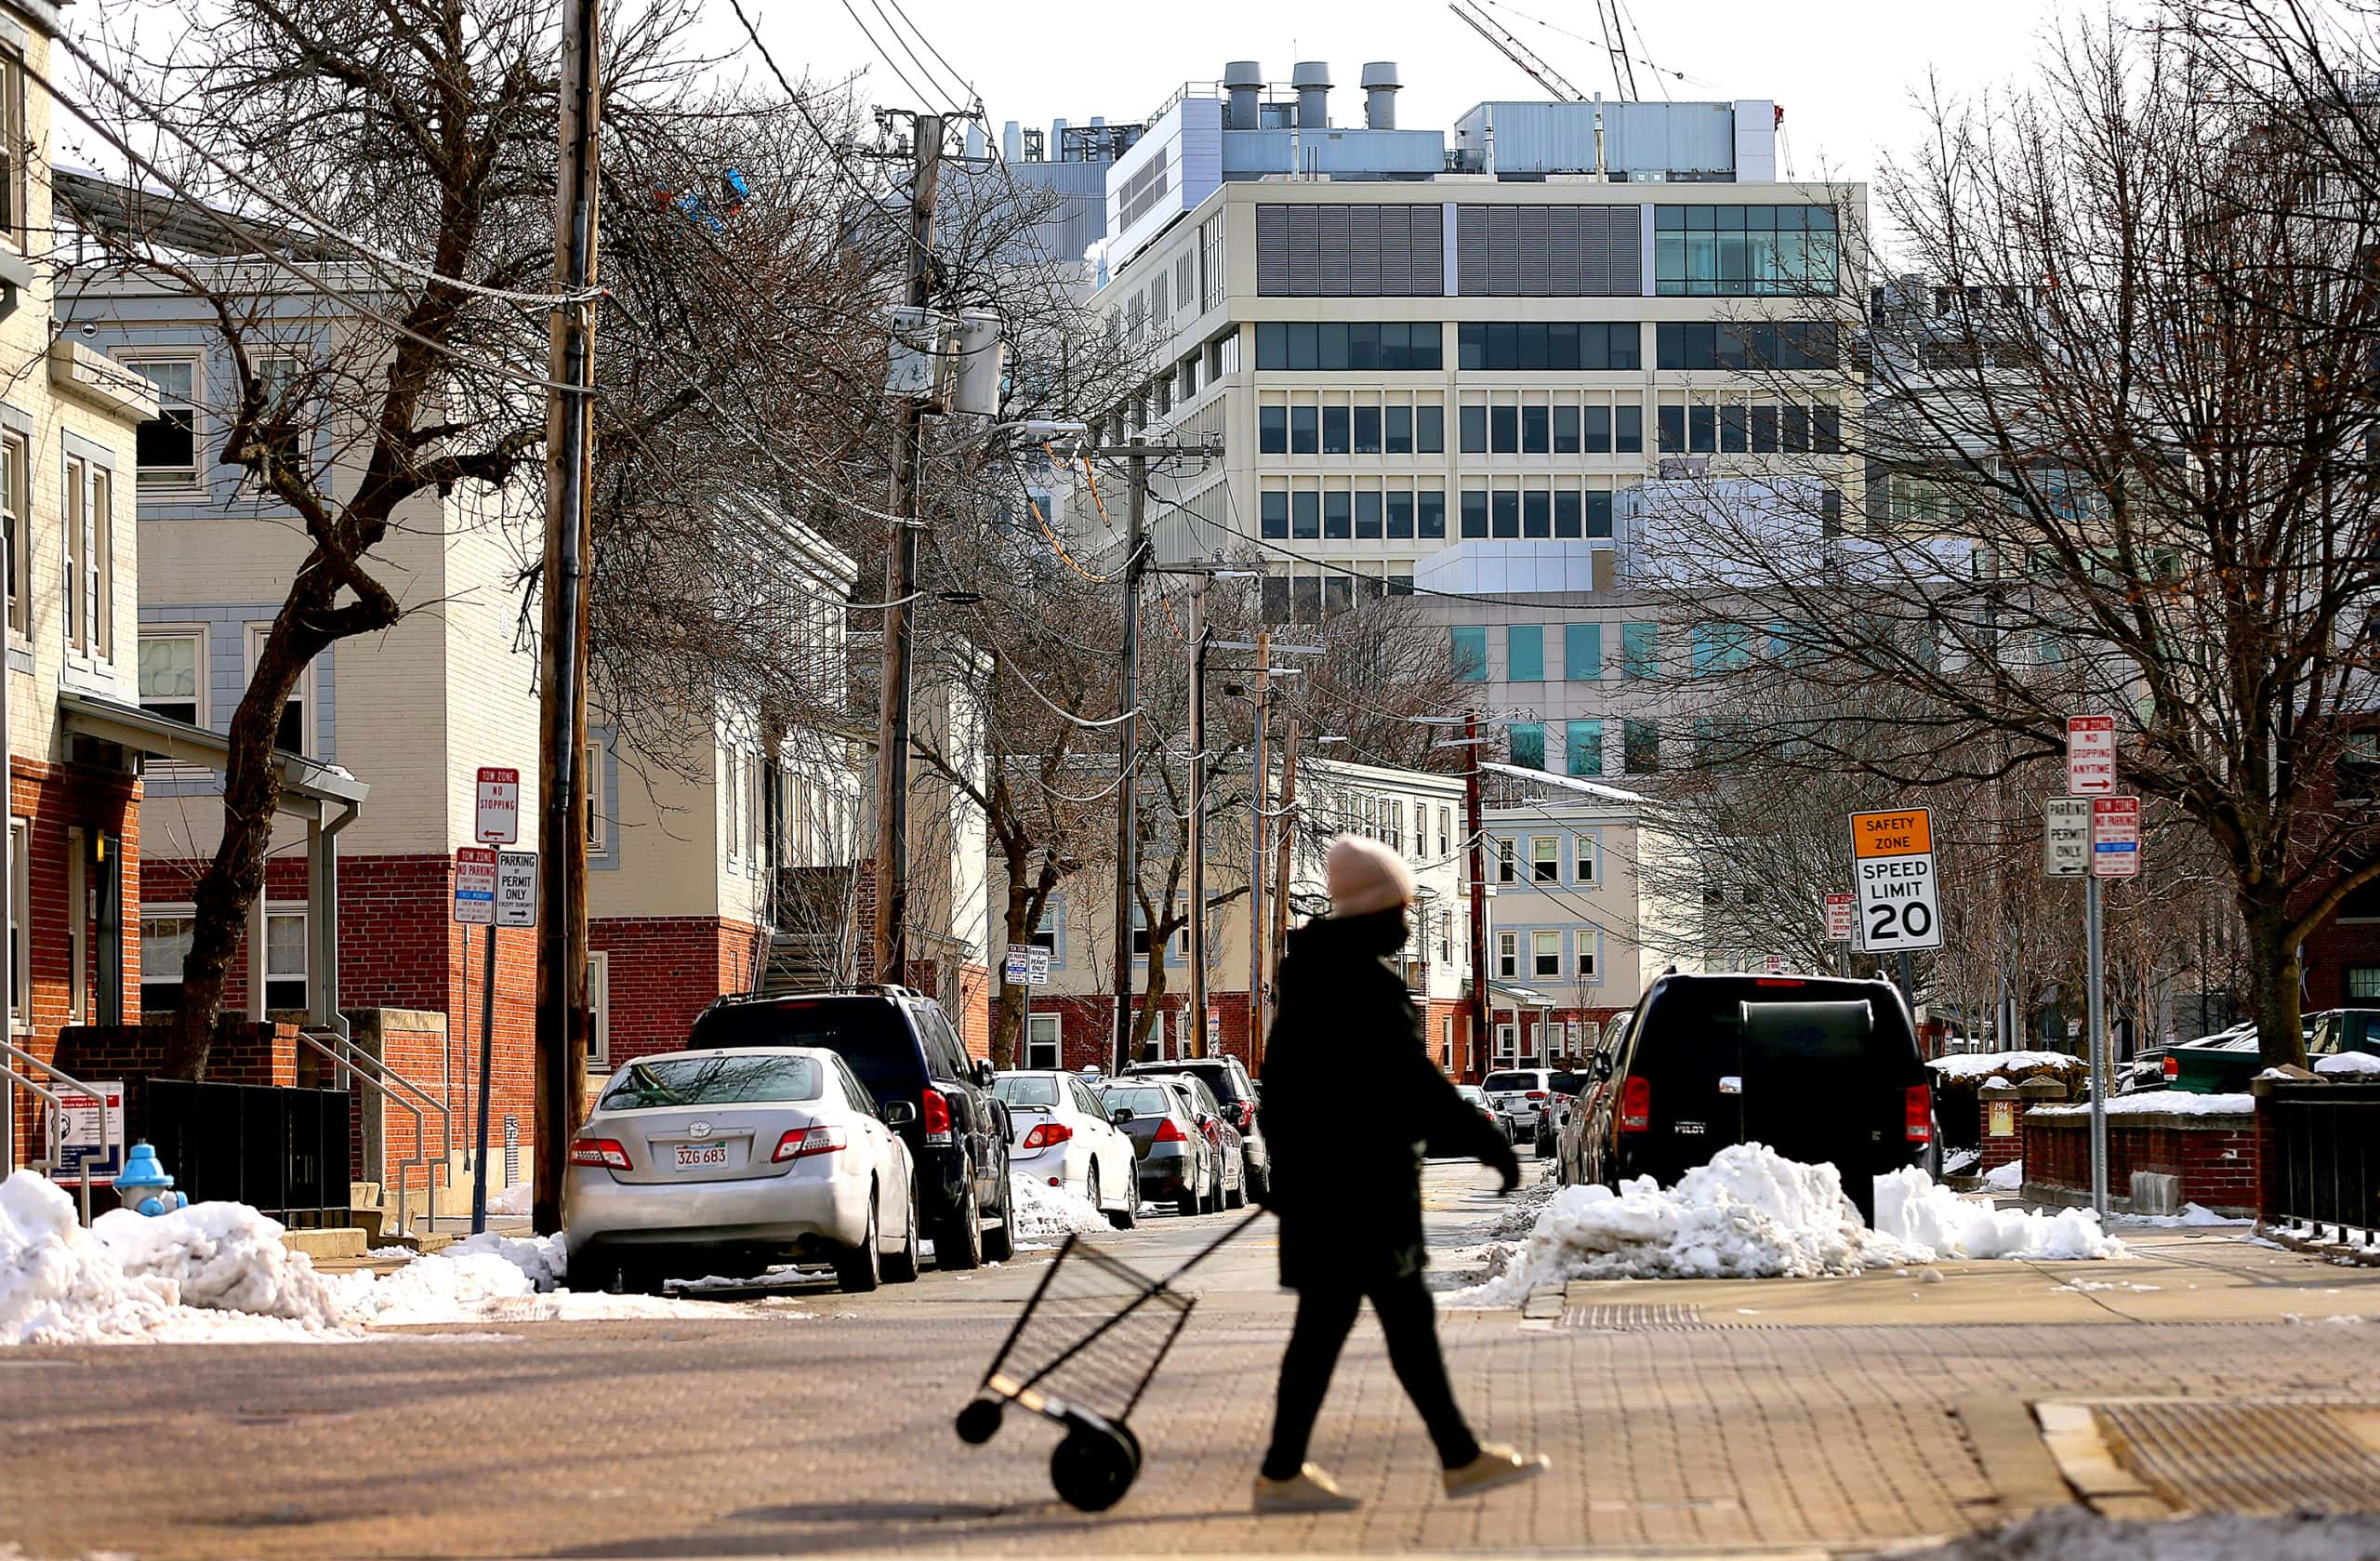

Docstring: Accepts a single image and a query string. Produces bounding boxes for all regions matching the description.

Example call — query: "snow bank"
[486,1181,532,1216]
[2313,1052,2380,1077]
[1444,1145,2122,1306]
[2029,1092,2254,1118]
[1984,1158,2024,1192]
[327,1231,568,1325]
[1941,1148,1980,1176]
[1873,1169,2124,1261]
[1008,1174,1111,1250]
[1929,1052,2086,1080]
[1,1171,350,1344]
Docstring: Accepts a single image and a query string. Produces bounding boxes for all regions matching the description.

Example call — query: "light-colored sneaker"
[1253,1462,1362,1513]
[1442,1443,1550,1498]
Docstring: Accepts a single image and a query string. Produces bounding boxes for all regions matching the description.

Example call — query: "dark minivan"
[1571,973,1935,1222]
[686,986,1015,1267]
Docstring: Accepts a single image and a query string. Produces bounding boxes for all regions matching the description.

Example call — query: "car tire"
[1108,1168,1138,1231]
[937,1175,984,1270]
[982,1171,1016,1263]
[573,1250,625,1295]
[1224,1154,1247,1209]
[836,1195,882,1293]
[883,1184,921,1284]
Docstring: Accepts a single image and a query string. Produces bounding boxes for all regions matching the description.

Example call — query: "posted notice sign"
[2044,797,2091,878]
[2067,716,2116,796]
[54,1082,124,1184]
[2091,796,2141,879]
[454,846,496,924]
[475,766,521,845]
[496,849,538,927]
[1849,808,1943,952]
[1823,892,1855,942]
[1003,944,1051,986]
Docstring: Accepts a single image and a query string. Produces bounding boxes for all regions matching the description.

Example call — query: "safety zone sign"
[2091,796,2141,879]
[1849,808,1943,952]
[453,846,496,924]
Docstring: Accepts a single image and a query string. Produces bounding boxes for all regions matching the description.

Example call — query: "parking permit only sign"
[1849,808,1943,952]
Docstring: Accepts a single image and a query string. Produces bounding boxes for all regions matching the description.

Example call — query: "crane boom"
[1445,0,1588,103]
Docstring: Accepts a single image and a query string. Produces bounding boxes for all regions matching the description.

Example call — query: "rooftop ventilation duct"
[1291,60,1331,129]
[1223,60,1263,130]
[1360,62,1400,130]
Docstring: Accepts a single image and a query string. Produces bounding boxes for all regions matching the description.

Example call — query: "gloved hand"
[1487,1137,1521,1195]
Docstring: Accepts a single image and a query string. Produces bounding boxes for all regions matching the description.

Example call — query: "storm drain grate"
[2094,1399,2380,1515]
[1558,1302,1707,1331]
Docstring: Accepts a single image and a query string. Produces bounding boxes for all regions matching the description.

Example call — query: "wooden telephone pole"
[533,0,602,1234]
[1464,710,1490,1082]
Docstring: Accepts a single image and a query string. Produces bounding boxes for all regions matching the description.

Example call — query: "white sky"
[743,0,2082,190]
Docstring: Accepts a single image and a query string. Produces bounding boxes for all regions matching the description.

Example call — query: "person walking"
[1251,834,1549,1514]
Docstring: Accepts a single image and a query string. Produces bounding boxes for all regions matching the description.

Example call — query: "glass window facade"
[1620,622,1659,680]
[1565,719,1603,776]
[1508,625,1544,681]
[1254,321,1445,370]
[1451,625,1488,681]
[1654,205,1839,296]
[1656,322,1839,370]
[1509,721,1545,770]
[1565,624,1602,681]
[1457,323,1641,372]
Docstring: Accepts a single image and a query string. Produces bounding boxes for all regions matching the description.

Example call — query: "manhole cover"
[1559,1303,1706,1330]
[2092,1399,2380,1515]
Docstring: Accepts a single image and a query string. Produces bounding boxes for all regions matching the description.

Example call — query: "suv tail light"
[2162,1055,2180,1079]
[921,1088,954,1145]
[1153,1116,1188,1144]
[1022,1122,1073,1151]
[1236,1101,1256,1132]
[1619,1076,1651,1133]
[569,1137,630,1170]
[774,1125,848,1162]
[1905,1085,1934,1143]
[1526,1091,1549,1102]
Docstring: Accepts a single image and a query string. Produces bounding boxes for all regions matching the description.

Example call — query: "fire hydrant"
[115,1142,188,1216]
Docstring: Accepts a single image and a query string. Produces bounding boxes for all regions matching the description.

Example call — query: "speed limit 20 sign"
[1849,807,1944,952]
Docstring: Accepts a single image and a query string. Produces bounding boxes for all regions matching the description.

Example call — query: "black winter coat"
[1259,909,1514,1290]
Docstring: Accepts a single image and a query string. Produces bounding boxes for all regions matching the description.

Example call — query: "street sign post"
[475,766,521,845]
[2078,795,2140,1224]
[474,849,538,1232]
[2044,797,2091,878]
[1848,808,1943,954]
[1005,942,1051,1065]
[2066,716,2116,796]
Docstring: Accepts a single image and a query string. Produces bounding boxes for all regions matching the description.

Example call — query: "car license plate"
[672,1143,728,1171]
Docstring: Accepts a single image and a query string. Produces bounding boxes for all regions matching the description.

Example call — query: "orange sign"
[1850,808,1933,860]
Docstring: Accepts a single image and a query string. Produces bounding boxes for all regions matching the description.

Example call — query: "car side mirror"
[1591,1054,1614,1081]
[882,1100,919,1127]
[1111,1105,1135,1126]
[974,1059,997,1089]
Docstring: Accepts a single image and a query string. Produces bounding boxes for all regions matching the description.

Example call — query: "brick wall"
[590,916,763,1065]
[45,1021,296,1167]
[2022,1108,2260,1216]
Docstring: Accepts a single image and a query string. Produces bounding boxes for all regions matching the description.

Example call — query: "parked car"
[1534,1069,1591,1158]
[1480,1068,1554,1145]
[685,986,1014,1269]
[1099,1076,1233,1215]
[1454,1082,1501,1132]
[566,1047,921,1293]
[1122,1053,1270,1199]
[1166,1072,1249,1208]
[1567,974,1935,1222]
[1555,1012,1631,1185]
[993,1069,1139,1228]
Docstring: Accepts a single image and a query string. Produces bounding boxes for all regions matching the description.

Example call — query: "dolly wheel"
[955,1397,1003,1445]
[1051,1425,1138,1512]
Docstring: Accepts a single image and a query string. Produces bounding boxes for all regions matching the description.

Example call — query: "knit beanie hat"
[1327,834,1418,919]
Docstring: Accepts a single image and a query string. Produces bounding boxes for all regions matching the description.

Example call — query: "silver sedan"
[566,1046,921,1292]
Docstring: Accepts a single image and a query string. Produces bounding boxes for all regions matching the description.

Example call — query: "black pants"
[1260,1273,1482,1479]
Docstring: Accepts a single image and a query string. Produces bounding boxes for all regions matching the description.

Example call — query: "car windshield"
[1144,1061,1246,1102]
[1456,1085,1487,1102]
[1481,1072,1539,1092]
[993,1076,1062,1107]
[597,1053,820,1111]
[1101,1084,1175,1118]
[687,999,924,1103]
[1549,1072,1588,1096]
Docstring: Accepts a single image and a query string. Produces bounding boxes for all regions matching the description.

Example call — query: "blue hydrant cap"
[116,1142,175,1190]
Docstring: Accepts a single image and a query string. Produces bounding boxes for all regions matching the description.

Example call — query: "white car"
[1481,1067,1554,1143]
[566,1046,921,1293]
[992,1069,1139,1228]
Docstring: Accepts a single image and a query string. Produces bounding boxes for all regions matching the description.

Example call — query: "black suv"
[1121,1054,1268,1200]
[687,987,1015,1267]
[1568,973,1935,1223]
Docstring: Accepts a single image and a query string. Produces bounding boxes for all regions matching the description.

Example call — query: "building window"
[1508,624,1544,682]
[1260,404,1287,454]
[1531,838,1558,882]
[2,430,23,640]
[137,631,205,726]
[0,48,22,242]
[1565,623,1601,681]
[2347,966,2380,1001]
[1459,403,1487,454]
[1289,404,1317,454]
[1654,205,1839,296]
[1693,621,1752,676]
[723,747,741,865]
[130,360,202,485]
[1565,720,1603,777]
[1254,322,1444,371]
[1495,1022,1517,1060]
[1620,622,1659,680]
[245,625,309,753]
[1576,940,1598,980]
[1497,933,1518,979]
[583,948,611,1066]
[1418,404,1445,454]
[584,738,609,853]
[1437,807,1451,858]
[62,455,113,660]
[1509,721,1544,770]
[1532,931,1561,978]
[265,909,308,1012]
[1624,719,1662,774]
[6,817,22,1026]
[1438,907,1453,964]
[1575,835,1598,882]
[1497,838,1517,884]
[1458,322,1641,371]
[141,911,194,1012]
[1026,1012,1061,1069]
[1451,625,1488,682]
[1656,321,1838,370]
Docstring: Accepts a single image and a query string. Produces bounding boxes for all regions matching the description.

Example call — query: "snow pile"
[1486,1171,1560,1241]
[486,1181,532,1216]
[1007,1174,1111,1249]
[1941,1147,1980,1176]
[1984,1158,2025,1192]
[2313,1052,2380,1077]
[1929,1052,2086,1081]
[1445,1146,2126,1305]
[1906,1505,2380,1560]
[1872,1169,2125,1260]
[2029,1092,2254,1118]
[1,1171,351,1344]
[327,1231,568,1325]
[2120,1202,2242,1228]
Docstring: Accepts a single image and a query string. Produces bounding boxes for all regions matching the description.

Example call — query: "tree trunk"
[1134,959,1168,1054]
[2241,895,2308,1071]
[989,863,1035,1070]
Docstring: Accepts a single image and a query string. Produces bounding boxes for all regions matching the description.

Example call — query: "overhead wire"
[834,0,954,115]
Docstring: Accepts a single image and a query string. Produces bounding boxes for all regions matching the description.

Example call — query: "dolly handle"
[1159,1208,1272,1284]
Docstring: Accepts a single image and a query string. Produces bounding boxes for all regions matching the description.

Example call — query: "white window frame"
[138,628,207,725]
[58,451,114,664]
[1531,929,1561,978]
[2,429,26,642]
[1575,833,1598,883]
[745,753,763,873]
[1438,807,1451,858]
[587,948,611,1066]
[1497,931,1518,978]
[584,737,607,853]
[1496,838,1516,884]
[1530,837,1558,883]
[1025,1012,1061,1070]
[140,903,196,1012]
[7,816,25,1031]
[262,906,308,1013]
[1576,935,1599,981]
[125,355,203,490]
[1495,1022,1518,1061]
[0,47,24,249]
[245,623,311,756]
[723,743,742,867]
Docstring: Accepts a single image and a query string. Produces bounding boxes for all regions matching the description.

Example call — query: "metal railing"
[294,1029,432,1238]
[2259,1078,2380,1248]
[0,1039,114,1225]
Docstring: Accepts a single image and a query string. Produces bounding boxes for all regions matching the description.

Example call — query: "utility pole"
[1246,630,1271,1064]
[1464,710,1490,1083]
[1109,448,1149,1073]
[533,0,601,1235]
[870,112,945,987]
[1186,577,1210,1056]
[1270,716,1301,972]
